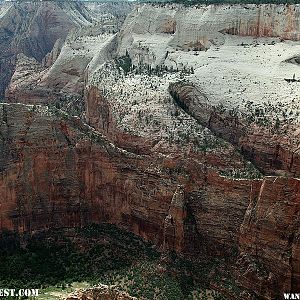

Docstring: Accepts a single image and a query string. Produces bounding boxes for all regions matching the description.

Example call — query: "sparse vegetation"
[115,51,194,77]
[115,51,133,75]
[52,94,85,119]
[220,161,262,179]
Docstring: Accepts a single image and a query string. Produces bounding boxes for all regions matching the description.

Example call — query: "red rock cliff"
[0,103,299,299]
[238,176,300,298]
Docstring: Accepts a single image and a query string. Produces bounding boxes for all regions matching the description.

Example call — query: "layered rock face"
[238,177,300,298]
[0,1,92,99]
[0,103,298,299]
[0,103,254,249]
[116,4,300,177]
[1,2,300,299]
[0,103,172,241]
[118,4,300,59]
[0,1,130,101]
[169,81,300,177]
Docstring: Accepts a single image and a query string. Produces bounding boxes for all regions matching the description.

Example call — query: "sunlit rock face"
[118,4,300,59]
[0,0,131,100]
[0,2,300,299]
[0,1,91,99]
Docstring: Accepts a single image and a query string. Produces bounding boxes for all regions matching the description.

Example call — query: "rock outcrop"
[0,1,131,100]
[65,285,137,300]
[163,185,187,253]
[169,81,300,177]
[0,1,93,99]
[118,4,300,61]
[238,176,300,298]
[0,104,253,248]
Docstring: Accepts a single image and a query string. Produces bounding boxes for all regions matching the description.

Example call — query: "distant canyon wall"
[118,4,300,61]
[5,3,300,102]
[0,1,131,100]
[0,1,90,99]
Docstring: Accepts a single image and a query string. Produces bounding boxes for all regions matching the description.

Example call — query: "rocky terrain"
[0,1,299,300]
[0,0,132,100]
[65,284,137,300]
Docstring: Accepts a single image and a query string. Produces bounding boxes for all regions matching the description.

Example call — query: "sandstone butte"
[0,1,299,300]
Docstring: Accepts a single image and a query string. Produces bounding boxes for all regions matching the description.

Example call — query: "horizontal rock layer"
[1,2,300,299]
[0,103,298,299]
[169,81,300,177]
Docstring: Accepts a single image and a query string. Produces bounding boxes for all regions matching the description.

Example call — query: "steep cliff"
[0,1,131,101]
[0,103,254,248]
[168,81,300,177]
[238,177,300,298]
[0,1,96,99]
[0,103,299,299]
[118,4,300,60]
[115,4,300,179]
[1,2,300,299]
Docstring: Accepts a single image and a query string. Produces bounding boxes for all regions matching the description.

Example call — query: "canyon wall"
[0,1,93,99]
[7,3,300,103]
[118,4,300,61]
[1,2,300,299]
[238,177,300,297]
[0,103,253,249]
[168,81,300,177]
[0,1,130,101]
[0,103,299,299]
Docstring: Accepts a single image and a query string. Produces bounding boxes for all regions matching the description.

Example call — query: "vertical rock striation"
[0,103,299,298]
[238,177,300,298]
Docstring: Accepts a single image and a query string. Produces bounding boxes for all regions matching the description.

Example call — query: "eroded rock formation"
[0,1,131,100]
[0,103,298,299]
[0,2,300,299]
[169,81,300,177]
[238,177,300,297]
[0,1,92,99]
